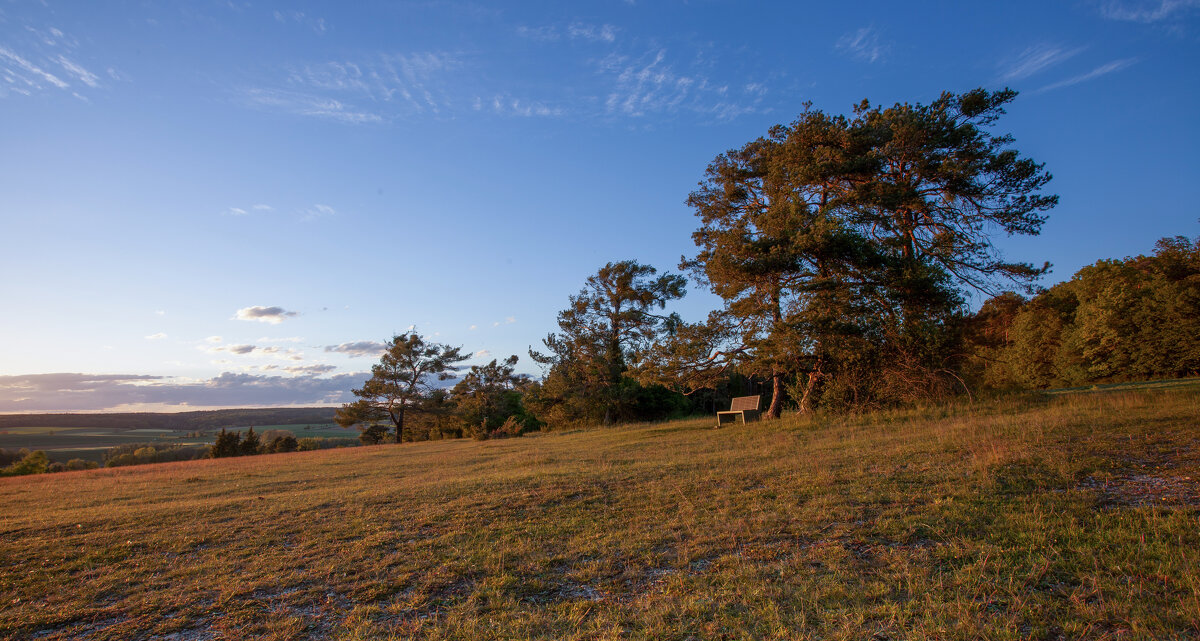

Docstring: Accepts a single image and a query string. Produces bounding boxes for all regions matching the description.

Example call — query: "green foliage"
[336,331,468,443]
[65,458,98,471]
[239,427,262,456]
[103,443,211,466]
[267,435,299,453]
[211,428,241,458]
[531,260,686,425]
[452,355,539,439]
[0,450,49,476]
[0,448,28,467]
[358,425,389,445]
[969,234,1200,388]
[649,88,1052,414]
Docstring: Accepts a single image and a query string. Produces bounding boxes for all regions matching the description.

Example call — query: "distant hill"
[0,407,336,430]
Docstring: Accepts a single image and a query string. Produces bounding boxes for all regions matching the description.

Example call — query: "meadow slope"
[2,389,1198,640]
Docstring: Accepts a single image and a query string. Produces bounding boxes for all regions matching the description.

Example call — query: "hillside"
[0,408,337,431]
[2,389,1198,640]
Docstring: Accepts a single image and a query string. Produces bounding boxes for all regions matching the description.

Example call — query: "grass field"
[1,389,1198,640]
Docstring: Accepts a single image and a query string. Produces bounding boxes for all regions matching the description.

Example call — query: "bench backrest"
[729,395,760,411]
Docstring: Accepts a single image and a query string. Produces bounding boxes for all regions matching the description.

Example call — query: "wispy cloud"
[516,22,617,43]
[247,52,462,123]
[1036,58,1138,92]
[567,22,617,43]
[836,26,889,63]
[273,10,328,34]
[145,333,168,340]
[0,25,112,100]
[0,46,69,90]
[324,341,388,357]
[55,55,100,87]
[301,203,337,220]
[244,88,384,124]
[515,25,561,41]
[234,306,299,324]
[474,349,491,358]
[1100,0,1200,22]
[477,94,563,117]
[598,49,766,121]
[999,44,1086,82]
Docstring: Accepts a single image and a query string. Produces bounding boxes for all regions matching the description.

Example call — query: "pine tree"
[335,331,468,443]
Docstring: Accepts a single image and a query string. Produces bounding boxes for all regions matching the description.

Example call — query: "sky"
[1,0,1198,413]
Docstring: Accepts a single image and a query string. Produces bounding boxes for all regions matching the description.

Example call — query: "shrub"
[134,446,158,463]
[261,429,294,443]
[296,437,321,452]
[106,453,138,468]
[269,435,299,453]
[1,450,50,476]
[359,424,389,445]
[66,458,98,471]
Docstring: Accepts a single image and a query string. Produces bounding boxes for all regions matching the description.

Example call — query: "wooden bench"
[716,395,762,427]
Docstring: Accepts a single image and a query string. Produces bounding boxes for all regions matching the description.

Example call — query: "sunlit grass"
[2,389,1198,639]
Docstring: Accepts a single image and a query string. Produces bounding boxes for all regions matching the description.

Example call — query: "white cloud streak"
[835,26,888,63]
[0,46,69,89]
[1100,0,1200,22]
[598,49,765,121]
[1036,58,1138,92]
[244,88,384,124]
[999,45,1086,82]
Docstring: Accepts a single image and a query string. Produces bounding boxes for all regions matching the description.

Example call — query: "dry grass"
[2,388,1198,640]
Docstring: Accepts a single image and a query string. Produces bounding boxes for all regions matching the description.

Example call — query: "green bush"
[1,451,50,476]
[269,435,299,453]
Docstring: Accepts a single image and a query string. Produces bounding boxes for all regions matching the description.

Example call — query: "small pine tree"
[359,424,389,445]
[211,428,241,458]
[239,427,262,456]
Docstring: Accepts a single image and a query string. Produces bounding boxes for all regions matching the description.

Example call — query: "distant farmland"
[0,423,345,462]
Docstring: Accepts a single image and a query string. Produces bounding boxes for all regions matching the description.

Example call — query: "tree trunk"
[768,370,783,419]
[395,405,405,444]
[798,370,819,414]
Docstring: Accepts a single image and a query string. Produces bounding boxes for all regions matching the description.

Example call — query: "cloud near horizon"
[0,372,357,412]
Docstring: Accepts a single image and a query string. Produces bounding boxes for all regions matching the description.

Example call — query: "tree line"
[324,86,1190,442]
[338,88,1104,441]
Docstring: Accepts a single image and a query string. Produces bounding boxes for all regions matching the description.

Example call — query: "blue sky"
[1,0,1198,412]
